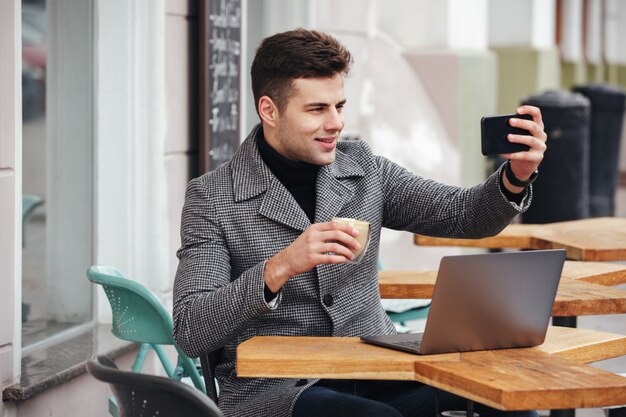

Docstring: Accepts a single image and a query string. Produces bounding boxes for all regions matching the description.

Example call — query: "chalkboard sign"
[200,0,242,173]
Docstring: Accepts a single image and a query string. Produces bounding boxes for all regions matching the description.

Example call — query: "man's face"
[270,74,346,165]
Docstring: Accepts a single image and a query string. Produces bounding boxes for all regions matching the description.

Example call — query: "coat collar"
[231,124,274,203]
[231,124,366,230]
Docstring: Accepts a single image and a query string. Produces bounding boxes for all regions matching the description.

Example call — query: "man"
[174,28,546,417]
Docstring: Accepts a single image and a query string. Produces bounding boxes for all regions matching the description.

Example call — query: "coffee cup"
[331,217,371,264]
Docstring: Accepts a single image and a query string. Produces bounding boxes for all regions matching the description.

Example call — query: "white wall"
[560,0,584,62]
[163,0,201,311]
[585,0,603,64]
[605,0,626,64]
[376,0,488,49]
[488,0,556,49]
[94,0,170,322]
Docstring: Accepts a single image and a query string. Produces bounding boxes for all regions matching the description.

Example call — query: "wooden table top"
[378,265,626,316]
[379,260,626,291]
[414,217,626,261]
[237,327,626,411]
[561,260,626,286]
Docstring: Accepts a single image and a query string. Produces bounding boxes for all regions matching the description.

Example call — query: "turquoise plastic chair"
[22,194,44,323]
[386,303,430,325]
[87,266,205,397]
[22,194,43,247]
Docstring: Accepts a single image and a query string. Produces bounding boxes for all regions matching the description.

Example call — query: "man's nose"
[325,108,344,132]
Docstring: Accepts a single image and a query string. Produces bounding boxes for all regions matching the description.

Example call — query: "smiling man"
[173,28,547,417]
[259,74,346,164]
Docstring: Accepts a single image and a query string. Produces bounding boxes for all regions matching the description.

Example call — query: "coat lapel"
[231,125,310,232]
[314,149,365,223]
[231,126,366,231]
[259,179,310,232]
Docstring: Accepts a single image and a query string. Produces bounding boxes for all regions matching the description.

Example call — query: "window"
[21,0,94,353]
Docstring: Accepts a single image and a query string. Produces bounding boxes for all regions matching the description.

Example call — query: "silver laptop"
[362,249,566,355]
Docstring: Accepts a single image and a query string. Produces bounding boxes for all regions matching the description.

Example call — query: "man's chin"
[315,154,336,166]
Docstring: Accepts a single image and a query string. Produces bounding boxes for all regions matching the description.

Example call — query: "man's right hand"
[263,221,361,292]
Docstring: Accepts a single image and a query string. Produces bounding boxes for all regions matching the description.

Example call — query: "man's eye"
[310,107,324,113]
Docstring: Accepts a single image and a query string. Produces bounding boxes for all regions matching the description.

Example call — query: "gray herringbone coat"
[173,124,530,417]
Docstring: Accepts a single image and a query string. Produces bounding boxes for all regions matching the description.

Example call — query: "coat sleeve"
[376,156,531,238]
[172,176,273,358]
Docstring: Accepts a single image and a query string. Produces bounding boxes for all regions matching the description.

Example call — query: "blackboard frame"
[199,0,242,174]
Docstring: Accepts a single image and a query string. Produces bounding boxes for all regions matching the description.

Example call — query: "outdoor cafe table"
[378,262,626,317]
[413,217,626,261]
[237,327,626,411]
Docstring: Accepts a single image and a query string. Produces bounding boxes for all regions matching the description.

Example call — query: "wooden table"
[380,261,626,291]
[378,263,626,317]
[414,217,626,261]
[237,327,626,411]
[560,261,626,286]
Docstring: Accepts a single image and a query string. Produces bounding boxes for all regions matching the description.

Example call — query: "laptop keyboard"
[391,339,422,350]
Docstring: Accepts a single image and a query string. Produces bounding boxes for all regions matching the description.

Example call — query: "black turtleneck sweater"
[257,131,320,223]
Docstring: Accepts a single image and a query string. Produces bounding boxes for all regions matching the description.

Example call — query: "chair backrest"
[86,355,223,417]
[87,265,174,345]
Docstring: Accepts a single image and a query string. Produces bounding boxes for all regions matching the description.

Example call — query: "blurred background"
[5,0,626,416]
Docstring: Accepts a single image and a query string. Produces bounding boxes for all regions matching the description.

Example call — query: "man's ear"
[258,96,279,127]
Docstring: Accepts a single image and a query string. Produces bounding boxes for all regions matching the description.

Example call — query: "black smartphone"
[480,113,533,156]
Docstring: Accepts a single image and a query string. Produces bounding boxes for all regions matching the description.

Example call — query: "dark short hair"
[251,28,353,115]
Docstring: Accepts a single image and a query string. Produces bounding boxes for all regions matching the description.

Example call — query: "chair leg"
[179,354,207,393]
[108,396,119,417]
[131,343,151,373]
[152,344,176,377]
[200,352,220,402]
[550,410,575,417]
[172,357,186,380]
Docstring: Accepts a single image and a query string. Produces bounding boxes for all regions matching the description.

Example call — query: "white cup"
[331,217,371,264]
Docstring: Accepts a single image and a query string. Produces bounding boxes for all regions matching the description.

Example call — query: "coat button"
[323,294,334,307]
[295,379,308,387]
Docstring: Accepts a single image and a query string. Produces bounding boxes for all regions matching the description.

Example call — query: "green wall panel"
[492,47,560,114]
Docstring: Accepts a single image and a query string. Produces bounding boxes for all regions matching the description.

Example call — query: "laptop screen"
[363,249,566,355]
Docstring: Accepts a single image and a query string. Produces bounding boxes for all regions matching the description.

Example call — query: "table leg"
[550,409,575,417]
[550,316,577,417]
[552,316,577,328]
[467,400,474,417]
[433,389,477,417]
[604,407,626,417]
